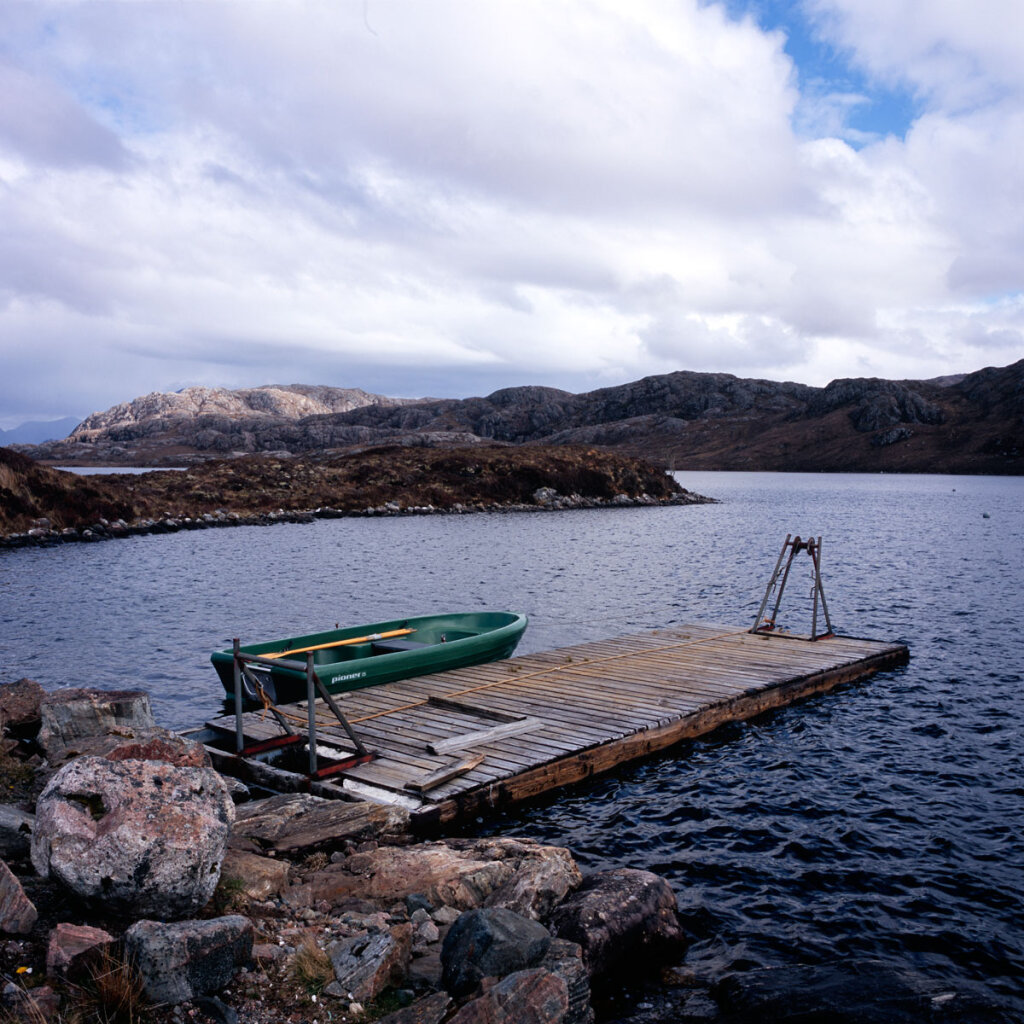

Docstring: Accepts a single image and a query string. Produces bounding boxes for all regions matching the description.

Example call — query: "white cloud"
[0,0,1021,425]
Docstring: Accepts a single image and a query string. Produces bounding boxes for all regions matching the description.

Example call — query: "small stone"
[0,861,37,935]
[46,922,114,976]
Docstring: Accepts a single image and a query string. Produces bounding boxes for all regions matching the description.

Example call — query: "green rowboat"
[212,611,527,704]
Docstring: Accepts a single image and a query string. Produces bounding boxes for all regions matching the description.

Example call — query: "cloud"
[0,0,1021,427]
[0,61,128,170]
[807,0,1024,112]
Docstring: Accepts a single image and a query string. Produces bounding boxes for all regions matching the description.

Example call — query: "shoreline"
[0,491,714,551]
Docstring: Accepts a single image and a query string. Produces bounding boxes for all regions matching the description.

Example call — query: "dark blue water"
[2,472,1022,1008]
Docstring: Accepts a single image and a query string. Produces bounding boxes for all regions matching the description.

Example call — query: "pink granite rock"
[31,755,234,919]
[46,922,115,976]
[0,860,36,934]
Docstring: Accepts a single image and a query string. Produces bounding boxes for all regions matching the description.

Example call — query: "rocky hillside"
[11,360,1024,473]
[0,444,699,541]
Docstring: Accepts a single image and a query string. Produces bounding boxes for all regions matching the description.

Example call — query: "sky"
[1,0,1023,428]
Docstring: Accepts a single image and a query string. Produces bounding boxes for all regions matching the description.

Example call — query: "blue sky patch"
[713,0,921,144]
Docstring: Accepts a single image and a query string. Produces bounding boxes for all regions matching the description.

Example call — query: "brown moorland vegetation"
[0,444,695,537]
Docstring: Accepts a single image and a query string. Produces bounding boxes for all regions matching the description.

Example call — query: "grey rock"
[31,755,234,918]
[233,791,408,856]
[448,968,569,1024]
[0,805,34,861]
[548,869,683,978]
[325,923,412,1002]
[441,907,552,998]
[124,915,253,1004]
[484,846,582,921]
[38,688,154,760]
[540,939,593,1024]
[713,959,1017,1024]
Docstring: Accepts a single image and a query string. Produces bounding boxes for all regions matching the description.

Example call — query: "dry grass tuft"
[302,851,329,873]
[289,940,334,995]
[75,950,148,1024]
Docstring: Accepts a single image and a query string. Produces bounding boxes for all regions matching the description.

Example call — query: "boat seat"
[372,638,432,654]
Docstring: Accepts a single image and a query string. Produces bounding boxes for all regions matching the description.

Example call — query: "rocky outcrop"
[548,868,684,977]
[15,358,1021,474]
[70,384,409,441]
[712,959,1016,1024]
[31,755,234,918]
[0,443,698,541]
[448,968,570,1024]
[282,836,581,912]
[37,688,155,761]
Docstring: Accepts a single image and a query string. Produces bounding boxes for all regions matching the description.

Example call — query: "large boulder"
[712,960,1016,1024]
[441,907,552,998]
[548,869,683,978]
[285,837,578,913]
[31,755,234,918]
[124,915,253,1004]
[484,848,582,921]
[448,968,570,1024]
[232,792,408,856]
[38,688,155,761]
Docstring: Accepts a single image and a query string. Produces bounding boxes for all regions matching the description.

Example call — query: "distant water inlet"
[1,471,1022,1011]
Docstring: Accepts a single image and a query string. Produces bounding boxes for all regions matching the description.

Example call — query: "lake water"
[1,471,1022,1011]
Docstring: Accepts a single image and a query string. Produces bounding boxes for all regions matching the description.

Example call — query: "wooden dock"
[199,623,908,829]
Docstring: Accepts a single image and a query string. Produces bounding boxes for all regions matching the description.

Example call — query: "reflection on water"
[1,471,1022,1008]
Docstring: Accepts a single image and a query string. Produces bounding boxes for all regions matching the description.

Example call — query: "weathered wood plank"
[206,624,908,827]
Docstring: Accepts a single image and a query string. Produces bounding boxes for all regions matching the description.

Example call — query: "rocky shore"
[1,682,1014,1024]
[0,445,712,550]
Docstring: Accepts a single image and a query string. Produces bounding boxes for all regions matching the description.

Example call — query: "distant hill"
[0,416,81,445]
[11,361,1024,474]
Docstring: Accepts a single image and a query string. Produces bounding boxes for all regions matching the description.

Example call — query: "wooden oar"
[261,627,416,660]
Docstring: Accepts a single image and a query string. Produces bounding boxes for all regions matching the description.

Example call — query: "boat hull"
[211,611,527,703]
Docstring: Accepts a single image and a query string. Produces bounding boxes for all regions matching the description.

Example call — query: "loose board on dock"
[197,623,908,829]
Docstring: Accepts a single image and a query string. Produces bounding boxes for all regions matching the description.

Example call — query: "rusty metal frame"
[751,534,834,640]
[231,641,372,776]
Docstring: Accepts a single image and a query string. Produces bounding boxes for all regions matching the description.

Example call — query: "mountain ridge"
[9,361,1023,474]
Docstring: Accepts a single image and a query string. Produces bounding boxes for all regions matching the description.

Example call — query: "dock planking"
[201,623,908,828]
